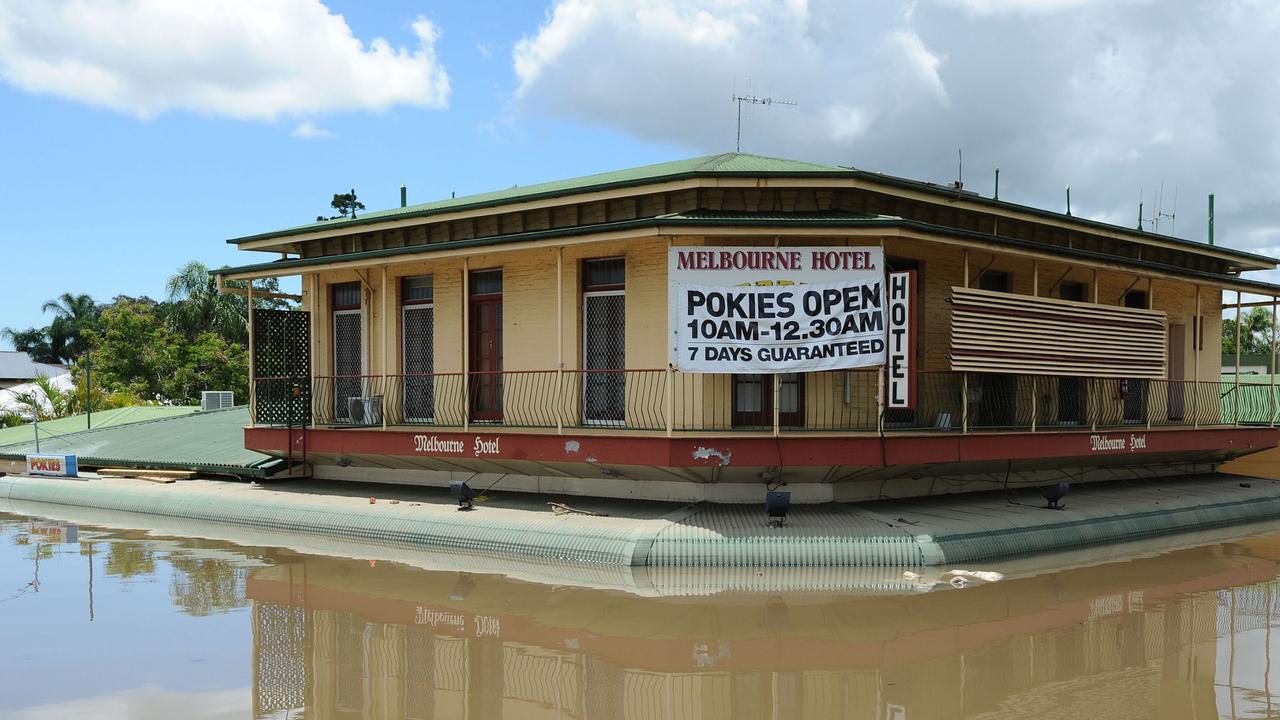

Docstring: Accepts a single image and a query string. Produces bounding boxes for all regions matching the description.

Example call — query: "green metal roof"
[0,405,199,447]
[0,406,280,477]
[225,151,1278,272]
[227,153,851,245]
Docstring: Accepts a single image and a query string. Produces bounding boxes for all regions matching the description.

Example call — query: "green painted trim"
[226,152,1274,271]
[842,168,1278,269]
[218,214,1280,295]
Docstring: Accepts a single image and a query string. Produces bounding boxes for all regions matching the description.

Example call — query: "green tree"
[317,188,365,221]
[165,261,287,344]
[2,326,60,364]
[105,542,157,579]
[3,293,98,363]
[1224,308,1276,355]
[41,293,99,359]
[168,555,247,616]
[87,298,249,405]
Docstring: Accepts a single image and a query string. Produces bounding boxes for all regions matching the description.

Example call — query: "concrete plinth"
[4,473,1280,569]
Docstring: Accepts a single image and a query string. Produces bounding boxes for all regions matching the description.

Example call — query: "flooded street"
[6,510,1280,719]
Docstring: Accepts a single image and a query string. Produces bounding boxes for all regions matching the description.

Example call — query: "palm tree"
[14,292,100,362]
[2,327,58,364]
[165,261,249,343]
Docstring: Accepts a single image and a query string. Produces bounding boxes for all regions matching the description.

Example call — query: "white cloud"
[0,1,451,120]
[9,687,249,720]
[510,0,1280,258]
[291,121,333,139]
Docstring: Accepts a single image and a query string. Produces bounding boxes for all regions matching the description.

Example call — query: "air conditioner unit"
[201,391,235,411]
[347,396,384,425]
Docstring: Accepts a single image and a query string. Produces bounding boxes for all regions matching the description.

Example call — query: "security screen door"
[583,291,625,424]
[402,275,435,423]
[331,281,362,423]
[333,310,362,422]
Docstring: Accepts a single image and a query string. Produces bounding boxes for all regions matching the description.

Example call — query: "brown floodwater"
[5,508,1280,720]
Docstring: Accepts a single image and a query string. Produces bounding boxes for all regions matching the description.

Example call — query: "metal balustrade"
[252,371,1280,433]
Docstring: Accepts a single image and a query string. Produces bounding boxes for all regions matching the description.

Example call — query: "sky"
[4,0,1280,344]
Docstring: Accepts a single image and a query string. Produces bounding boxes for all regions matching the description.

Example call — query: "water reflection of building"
[247,543,1280,720]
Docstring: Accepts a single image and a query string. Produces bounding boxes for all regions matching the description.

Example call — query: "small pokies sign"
[26,454,78,477]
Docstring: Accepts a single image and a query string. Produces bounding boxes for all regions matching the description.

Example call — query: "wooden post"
[462,259,470,432]
[1235,291,1242,426]
[1272,295,1277,426]
[311,274,320,426]
[1194,285,1201,429]
[556,248,564,434]
[963,250,970,288]
[247,281,255,425]
[381,266,388,429]
[1032,259,1039,296]
[665,238,674,437]
[1092,269,1099,303]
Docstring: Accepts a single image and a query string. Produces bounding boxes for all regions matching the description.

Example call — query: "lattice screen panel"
[252,309,311,426]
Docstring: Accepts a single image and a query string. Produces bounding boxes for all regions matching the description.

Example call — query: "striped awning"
[948,286,1167,378]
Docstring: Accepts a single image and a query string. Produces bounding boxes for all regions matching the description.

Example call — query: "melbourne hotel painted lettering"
[413,435,501,457]
[1089,434,1148,452]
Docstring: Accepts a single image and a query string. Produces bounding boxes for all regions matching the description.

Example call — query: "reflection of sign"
[28,522,78,543]
[26,454,77,477]
[886,271,916,409]
[886,705,907,720]
[1089,434,1147,452]
[474,615,501,638]
[669,247,886,373]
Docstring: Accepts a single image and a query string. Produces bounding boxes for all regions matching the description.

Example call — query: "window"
[1124,290,1149,309]
[1059,281,1087,302]
[401,275,434,422]
[978,271,1011,292]
[402,275,433,304]
[470,269,503,296]
[332,281,361,310]
[582,259,625,425]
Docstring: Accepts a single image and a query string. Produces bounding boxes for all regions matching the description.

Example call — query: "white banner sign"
[669,247,886,373]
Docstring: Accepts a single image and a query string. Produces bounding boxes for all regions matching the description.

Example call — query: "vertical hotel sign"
[887,270,917,409]
[669,247,887,373]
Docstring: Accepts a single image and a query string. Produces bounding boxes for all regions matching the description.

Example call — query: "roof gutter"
[215,215,1280,296]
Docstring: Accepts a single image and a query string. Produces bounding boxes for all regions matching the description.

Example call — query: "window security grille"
[583,293,625,424]
[403,305,435,422]
[333,310,362,422]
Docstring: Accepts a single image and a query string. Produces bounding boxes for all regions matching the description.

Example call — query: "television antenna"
[1155,182,1177,236]
[731,92,796,152]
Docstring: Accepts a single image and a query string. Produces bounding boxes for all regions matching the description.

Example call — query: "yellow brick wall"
[293,232,1230,429]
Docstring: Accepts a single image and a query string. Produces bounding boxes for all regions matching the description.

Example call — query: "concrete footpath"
[5,473,1280,569]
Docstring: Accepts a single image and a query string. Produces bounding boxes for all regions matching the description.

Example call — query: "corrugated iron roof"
[227,152,850,245]
[0,406,279,476]
[0,351,66,381]
[0,405,199,447]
